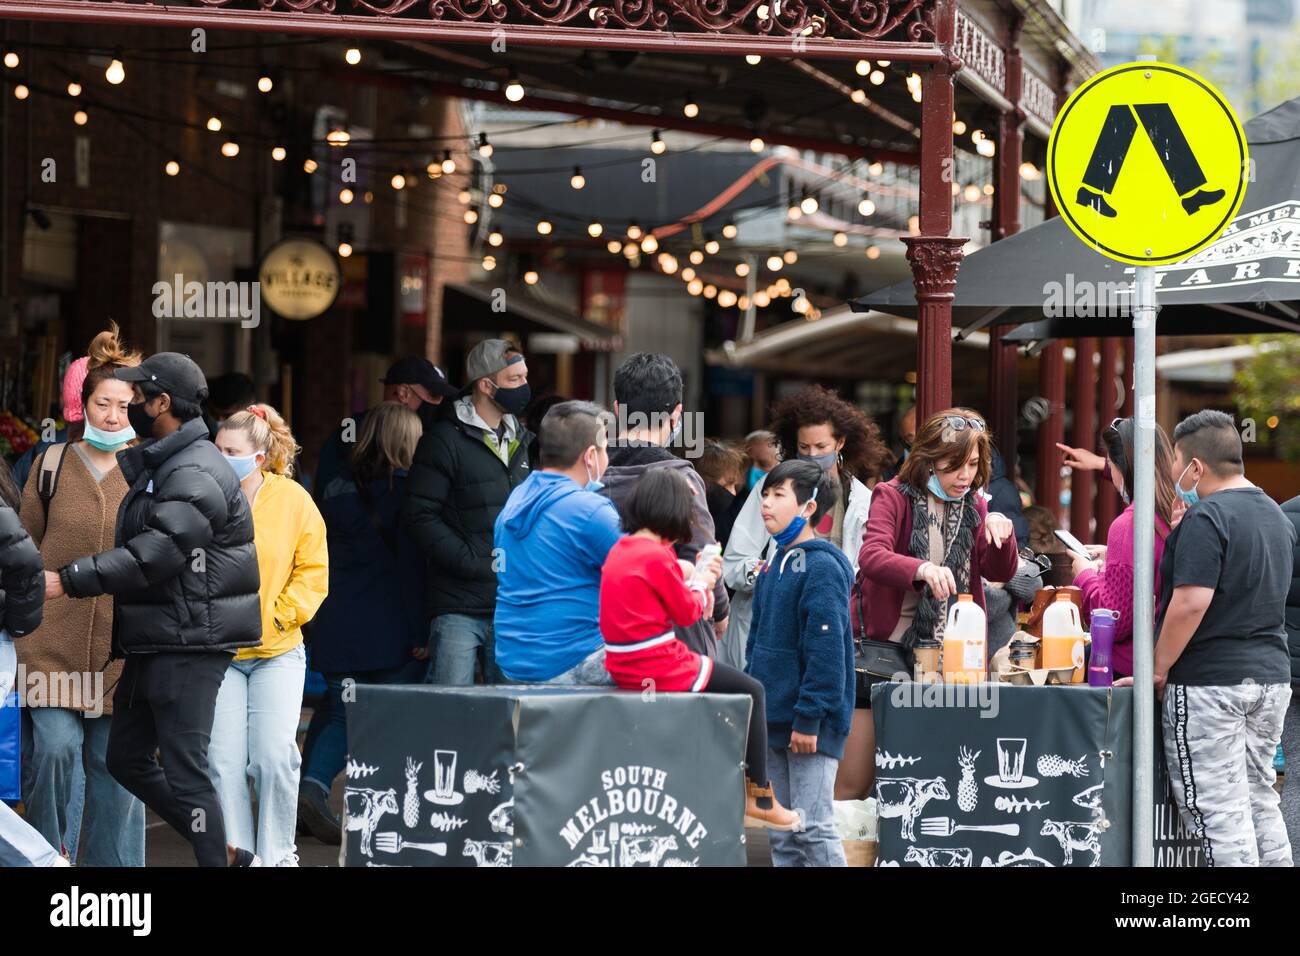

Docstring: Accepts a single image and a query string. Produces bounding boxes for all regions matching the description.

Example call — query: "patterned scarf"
[898,481,979,650]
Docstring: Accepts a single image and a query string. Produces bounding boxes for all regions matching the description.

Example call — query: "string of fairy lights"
[1,39,1044,315]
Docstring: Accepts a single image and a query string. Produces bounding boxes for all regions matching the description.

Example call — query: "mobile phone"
[1053,528,1092,560]
[696,543,722,568]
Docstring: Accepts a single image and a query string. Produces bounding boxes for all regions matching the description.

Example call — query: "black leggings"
[704,661,768,786]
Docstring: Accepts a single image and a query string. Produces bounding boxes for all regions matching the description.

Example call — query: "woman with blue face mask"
[15,323,146,866]
[212,404,328,867]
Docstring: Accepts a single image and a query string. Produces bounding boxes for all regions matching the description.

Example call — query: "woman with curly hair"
[720,385,891,673]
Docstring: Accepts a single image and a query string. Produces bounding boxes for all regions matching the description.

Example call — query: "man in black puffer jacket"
[45,353,262,867]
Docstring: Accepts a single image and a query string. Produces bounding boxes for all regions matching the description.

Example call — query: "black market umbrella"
[850,96,1300,342]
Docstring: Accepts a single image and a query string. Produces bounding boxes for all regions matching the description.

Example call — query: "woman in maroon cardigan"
[838,407,1019,800]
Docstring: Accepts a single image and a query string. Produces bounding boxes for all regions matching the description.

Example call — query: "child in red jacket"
[600,468,798,830]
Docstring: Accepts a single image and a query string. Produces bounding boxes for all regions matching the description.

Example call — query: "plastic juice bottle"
[942,594,986,685]
[1042,592,1085,683]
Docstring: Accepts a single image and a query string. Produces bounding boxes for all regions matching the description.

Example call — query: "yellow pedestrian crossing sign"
[1047,62,1248,266]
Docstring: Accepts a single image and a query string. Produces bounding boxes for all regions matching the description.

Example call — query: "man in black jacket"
[403,340,533,685]
[44,353,263,867]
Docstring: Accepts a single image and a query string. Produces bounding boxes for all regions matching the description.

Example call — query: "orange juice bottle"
[1042,592,1086,682]
[942,594,986,685]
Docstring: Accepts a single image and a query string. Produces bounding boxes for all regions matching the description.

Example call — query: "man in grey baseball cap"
[402,339,534,686]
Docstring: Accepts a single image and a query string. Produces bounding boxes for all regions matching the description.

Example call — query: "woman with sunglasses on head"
[1057,417,1177,679]
[846,408,1019,799]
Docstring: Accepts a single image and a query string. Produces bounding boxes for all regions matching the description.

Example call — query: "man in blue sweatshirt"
[493,401,623,684]
[746,459,855,866]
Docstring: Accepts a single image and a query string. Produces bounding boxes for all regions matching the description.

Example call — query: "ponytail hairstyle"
[220,403,300,477]
[73,321,142,441]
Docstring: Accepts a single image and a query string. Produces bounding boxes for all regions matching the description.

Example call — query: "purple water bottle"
[1089,609,1119,687]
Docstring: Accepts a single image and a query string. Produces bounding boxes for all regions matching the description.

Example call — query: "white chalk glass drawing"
[345,758,378,779]
[980,848,1054,867]
[565,821,682,867]
[423,749,465,806]
[403,758,422,828]
[464,768,501,795]
[875,750,921,770]
[463,838,513,867]
[920,817,1019,838]
[1040,819,1103,866]
[489,797,514,836]
[994,796,1049,815]
[957,747,980,812]
[1037,753,1090,778]
[1072,784,1105,811]
[344,787,399,858]
[874,777,950,842]
[984,738,1039,789]
[374,832,448,857]
[904,846,973,867]
[429,812,468,833]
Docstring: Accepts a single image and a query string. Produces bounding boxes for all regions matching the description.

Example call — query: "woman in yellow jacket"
[210,404,327,867]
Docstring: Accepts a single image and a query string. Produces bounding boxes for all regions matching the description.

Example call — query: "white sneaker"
[275,852,299,867]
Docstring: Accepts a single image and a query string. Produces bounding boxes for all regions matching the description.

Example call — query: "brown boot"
[744,780,802,831]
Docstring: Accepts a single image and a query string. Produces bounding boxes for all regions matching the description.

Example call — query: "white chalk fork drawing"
[919,817,1020,837]
[374,832,448,856]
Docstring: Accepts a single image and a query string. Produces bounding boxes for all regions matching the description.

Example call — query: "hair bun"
[86,320,142,370]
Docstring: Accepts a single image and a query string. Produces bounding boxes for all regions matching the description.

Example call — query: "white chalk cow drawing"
[344,787,399,858]
[619,834,678,867]
[463,838,513,867]
[875,777,950,841]
[904,846,973,867]
[1040,819,1103,866]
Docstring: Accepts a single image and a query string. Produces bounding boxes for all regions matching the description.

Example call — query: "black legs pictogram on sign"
[1076,103,1226,218]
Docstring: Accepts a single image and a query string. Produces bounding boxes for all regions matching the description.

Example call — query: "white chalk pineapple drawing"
[345,758,378,779]
[464,769,501,795]
[957,747,980,812]
[995,796,1049,815]
[429,812,468,833]
[403,758,422,827]
[876,751,922,770]
[1036,754,1089,778]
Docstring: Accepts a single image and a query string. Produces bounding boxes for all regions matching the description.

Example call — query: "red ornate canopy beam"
[0,0,950,61]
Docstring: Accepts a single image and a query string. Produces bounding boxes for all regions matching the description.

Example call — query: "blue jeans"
[428,614,501,686]
[534,647,615,686]
[302,657,428,792]
[0,634,60,867]
[767,747,845,867]
[209,644,307,867]
[20,708,84,859]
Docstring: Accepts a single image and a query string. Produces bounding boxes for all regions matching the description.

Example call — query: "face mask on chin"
[83,421,136,452]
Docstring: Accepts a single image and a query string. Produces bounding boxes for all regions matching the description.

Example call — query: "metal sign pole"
[1131,263,1158,867]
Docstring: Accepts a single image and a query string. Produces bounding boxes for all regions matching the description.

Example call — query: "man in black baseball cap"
[44,351,264,867]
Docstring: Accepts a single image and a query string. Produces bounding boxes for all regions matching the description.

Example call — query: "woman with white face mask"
[17,323,146,866]
[211,404,328,867]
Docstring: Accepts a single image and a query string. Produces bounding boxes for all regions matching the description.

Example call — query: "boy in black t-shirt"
[1156,410,1296,867]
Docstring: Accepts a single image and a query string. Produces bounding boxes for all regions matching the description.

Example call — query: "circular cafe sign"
[258,238,341,320]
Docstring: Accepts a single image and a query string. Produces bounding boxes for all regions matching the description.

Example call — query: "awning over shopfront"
[443,281,622,352]
[852,96,1300,341]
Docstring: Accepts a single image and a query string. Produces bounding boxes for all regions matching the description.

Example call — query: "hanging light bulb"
[745,54,762,66]
[775,278,791,293]
[464,209,479,224]
[457,189,472,204]
[687,278,704,296]
[976,138,996,157]
[640,234,659,254]
[718,290,738,308]
[258,73,274,94]
[683,95,699,119]
[787,204,802,221]
[866,245,881,260]
[426,163,443,180]
[722,222,738,239]
[339,188,354,204]
[650,130,666,155]
[13,84,28,100]
[749,136,765,153]
[606,239,622,254]
[536,219,553,236]
[953,119,967,135]
[658,253,678,275]
[983,183,996,196]
[681,267,696,282]
[971,128,986,143]
[165,159,181,177]
[272,146,287,162]
[221,137,240,158]
[951,181,962,196]
[689,249,704,265]
[67,81,82,97]
[105,54,126,86]
[477,133,493,158]
[878,60,892,67]
[391,172,406,190]
[364,191,374,204]
[868,161,884,176]
[482,255,497,271]
[441,151,456,174]
[626,223,643,240]
[345,47,362,65]
[207,116,223,132]
[856,59,871,76]
[587,221,603,237]
[303,157,318,173]
[524,270,540,285]
[703,285,718,299]
[908,215,920,234]
[488,231,504,247]
[766,255,783,271]
[753,291,770,308]
[858,197,876,216]
[704,238,720,255]
[757,4,770,19]
[801,194,819,215]
[738,295,750,310]
[850,88,868,105]
[783,249,798,264]
[735,262,751,277]
[487,192,504,208]
[570,166,586,190]
[870,70,885,86]
[504,70,525,103]
[338,242,353,258]
[1019,161,1040,181]
[833,231,848,247]
[963,183,981,202]
[73,110,89,126]
[2,52,17,69]
[623,242,639,260]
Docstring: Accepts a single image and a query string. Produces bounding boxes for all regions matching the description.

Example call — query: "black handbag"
[853,586,912,697]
